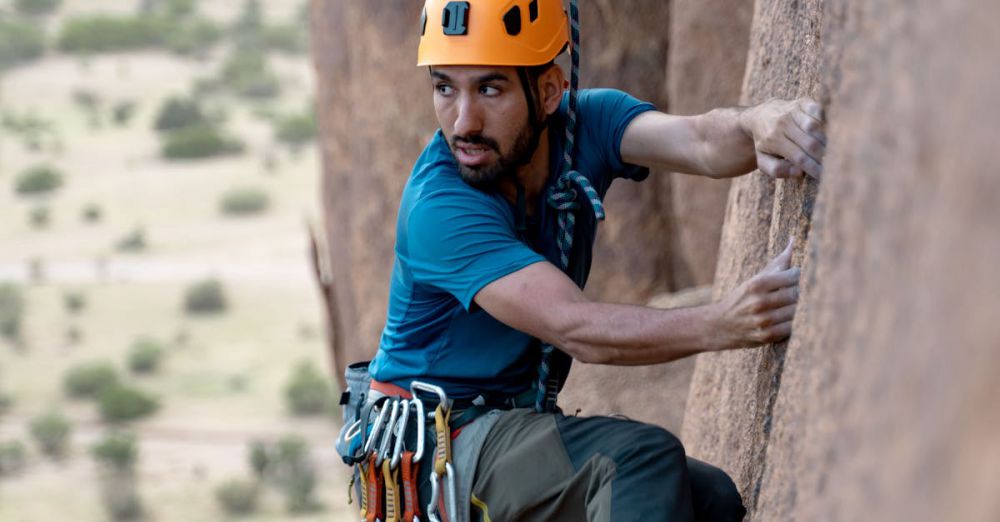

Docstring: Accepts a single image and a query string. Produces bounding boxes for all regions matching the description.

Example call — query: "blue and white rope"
[534,0,605,413]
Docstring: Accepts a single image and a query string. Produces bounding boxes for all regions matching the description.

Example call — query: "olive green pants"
[469,409,746,522]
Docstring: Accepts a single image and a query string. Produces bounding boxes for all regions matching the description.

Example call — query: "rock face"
[682,0,1000,520]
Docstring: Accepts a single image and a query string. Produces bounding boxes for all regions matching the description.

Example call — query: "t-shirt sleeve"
[405,190,546,311]
[578,89,657,185]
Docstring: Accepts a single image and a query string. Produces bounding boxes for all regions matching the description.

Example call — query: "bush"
[284,361,332,416]
[164,18,221,56]
[0,392,14,417]
[112,101,136,126]
[153,96,206,132]
[0,18,45,71]
[29,410,72,458]
[253,435,320,513]
[57,15,162,54]
[14,164,63,195]
[274,113,316,149]
[98,384,160,423]
[219,51,280,99]
[214,478,260,516]
[265,24,306,54]
[0,440,27,476]
[82,203,103,223]
[161,124,244,160]
[0,284,25,343]
[220,187,270,216]
[99,479,145,521]
[14,0,62,16]
[115,227,147,252]
[248,440,270,478]
[64,291,87,314]
[64,361,120,399]
[28,205,50,228]
[91,431,138,472]
[127,338,164,375]
[183,278,227,314]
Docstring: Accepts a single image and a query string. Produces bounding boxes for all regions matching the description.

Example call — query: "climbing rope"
[534,0,605,413]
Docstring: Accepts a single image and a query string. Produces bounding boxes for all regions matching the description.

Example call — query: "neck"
[498,130,550,216]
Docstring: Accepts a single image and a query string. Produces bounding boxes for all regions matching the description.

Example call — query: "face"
[430,66,541,190]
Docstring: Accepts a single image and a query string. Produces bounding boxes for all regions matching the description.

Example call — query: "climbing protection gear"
[534,0,601,413]
[417,0,570,67]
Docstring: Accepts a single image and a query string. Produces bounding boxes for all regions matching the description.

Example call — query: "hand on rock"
[743,98,827,179]
[710,238,800,349]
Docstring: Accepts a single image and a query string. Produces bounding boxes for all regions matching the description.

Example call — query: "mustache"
[451,134,500,152]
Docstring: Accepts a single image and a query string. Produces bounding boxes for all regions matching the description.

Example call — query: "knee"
[693,465,746,521]
[620,424,686,466]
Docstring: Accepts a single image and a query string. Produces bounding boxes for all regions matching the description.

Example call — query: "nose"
[453,94,484,137]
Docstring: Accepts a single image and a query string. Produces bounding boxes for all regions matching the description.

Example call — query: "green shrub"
[91,431,137,472]
[127,338,165,375]
[98,384,160,423]
[248,440,270,478]
[112,101,136,126]
[57,15,162,54]
[0,284,25,343]
[82,203,103,223]
[63,291,87,314]
[0,391,14,417]
[115,227,147,252]
[99,479,144,521]
[274,113,316,148]
[28,205,50,228]
[0,18,45,71]
[183,278,227,314]
[14,0,62,16]
[220,187,270,216]
[284,361,332,416]
[164,18,221,56]
[14,164,63,195]
[219,50,280,99]
[139,0,196,19]
[273,435,319,512]
[153,96,206,131]
[64,361,120,399]
[29,410,72,458]
[0,440,27,476]
[161,124,244,160]
[214,478,260,516]
[265,23,306,54]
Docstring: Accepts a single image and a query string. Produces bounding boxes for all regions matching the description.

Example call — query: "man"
[362,0,826,520]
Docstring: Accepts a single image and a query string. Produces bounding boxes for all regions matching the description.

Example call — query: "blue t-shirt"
[370,88,655,398]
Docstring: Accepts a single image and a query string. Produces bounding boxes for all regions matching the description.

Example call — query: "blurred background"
[0,0,352,520]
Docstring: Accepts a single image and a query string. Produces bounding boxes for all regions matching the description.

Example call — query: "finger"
[771,131,823,179]
[792,109,826,145]
[762,239,795,273]
[764,303,798,326]
[798,98,824,122]
[761,285,799,310]
[785,118,826,161]
[755,267,800,292]
[782,126,824,179]
[761,321,793,344]
[756,151,794,179]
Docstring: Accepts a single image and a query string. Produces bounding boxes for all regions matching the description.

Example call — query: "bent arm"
[474,261,728,365]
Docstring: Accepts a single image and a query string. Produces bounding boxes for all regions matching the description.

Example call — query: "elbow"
[546,312,608,365]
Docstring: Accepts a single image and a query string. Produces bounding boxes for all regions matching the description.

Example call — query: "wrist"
[737,105,758,141]
[697,302,731,353]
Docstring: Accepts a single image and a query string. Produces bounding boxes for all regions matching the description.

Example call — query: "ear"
[538,65,566,117]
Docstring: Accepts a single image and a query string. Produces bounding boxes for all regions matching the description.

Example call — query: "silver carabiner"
[427,470,442,522]
[390,399,410,469]
[445,462,458,521]
[376,399,401,467]
[410,381,450,410]
[363,401,392,455]
[411,397,426,463]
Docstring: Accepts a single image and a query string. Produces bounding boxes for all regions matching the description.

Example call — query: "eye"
[435,83,454,96]
[480,85,500,97]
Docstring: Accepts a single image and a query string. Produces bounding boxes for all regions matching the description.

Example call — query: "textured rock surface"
[683,0,1000,519]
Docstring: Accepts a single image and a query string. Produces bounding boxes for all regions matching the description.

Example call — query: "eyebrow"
[429,70,512,85]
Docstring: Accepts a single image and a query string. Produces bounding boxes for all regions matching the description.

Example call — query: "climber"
[340,0,827,520]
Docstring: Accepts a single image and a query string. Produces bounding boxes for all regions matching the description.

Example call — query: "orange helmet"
[417,0,570,67]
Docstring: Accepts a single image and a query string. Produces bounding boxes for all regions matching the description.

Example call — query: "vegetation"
[115,227,147,252]
[14,0,62,17]
[29,410,72,459]
[250,435,322,513]
[14,164,63,196]
[0,17,45,71]
[284,361,332,416]
[1,110,56,151]
[112,100,137,126]
[98,384,160,423]
[82,203,103,223]
[57,16,162,54]
[64,361,120,399]
[153,96,207,132]
[274,112,316,149]
[99,482,145,521]
[0,391,13,417]
[28,205,50,228]
[220,187,270,216]
[0,283,26,343]
[161,124,244,160]
[64,290,87,314]
[214,478,260,516]
[127,337,165,375]
[0,440,27,476]
[218,50,281,99]
[265,23,306,54]
[163,18,221,57]
[183,278,227,314]
[91,431,138,472]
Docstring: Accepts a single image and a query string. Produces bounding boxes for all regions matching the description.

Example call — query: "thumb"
[764,237,794,272]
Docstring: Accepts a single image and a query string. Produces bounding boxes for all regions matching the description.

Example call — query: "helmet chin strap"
[511,66,548,235]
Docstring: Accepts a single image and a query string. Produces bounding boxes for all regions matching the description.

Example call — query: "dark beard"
[450,119,542,192]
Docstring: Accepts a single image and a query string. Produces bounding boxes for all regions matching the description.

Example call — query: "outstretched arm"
[474,240,801,366]
[620,98,827,180]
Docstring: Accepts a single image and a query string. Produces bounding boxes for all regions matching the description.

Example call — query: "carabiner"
[390,399,410,469]
[364,400,392,456]
[377,399,402,467]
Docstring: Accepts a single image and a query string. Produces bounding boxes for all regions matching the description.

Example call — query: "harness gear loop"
[535,0,598,414]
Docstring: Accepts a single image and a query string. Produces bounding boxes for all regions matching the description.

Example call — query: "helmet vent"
[528,0,538,22]
[421,8,427,36]
[442,1,470,36]
[503,5,522,36]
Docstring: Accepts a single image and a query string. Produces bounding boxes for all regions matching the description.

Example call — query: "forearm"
[689,107,758,179]
[550,301,731,366]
